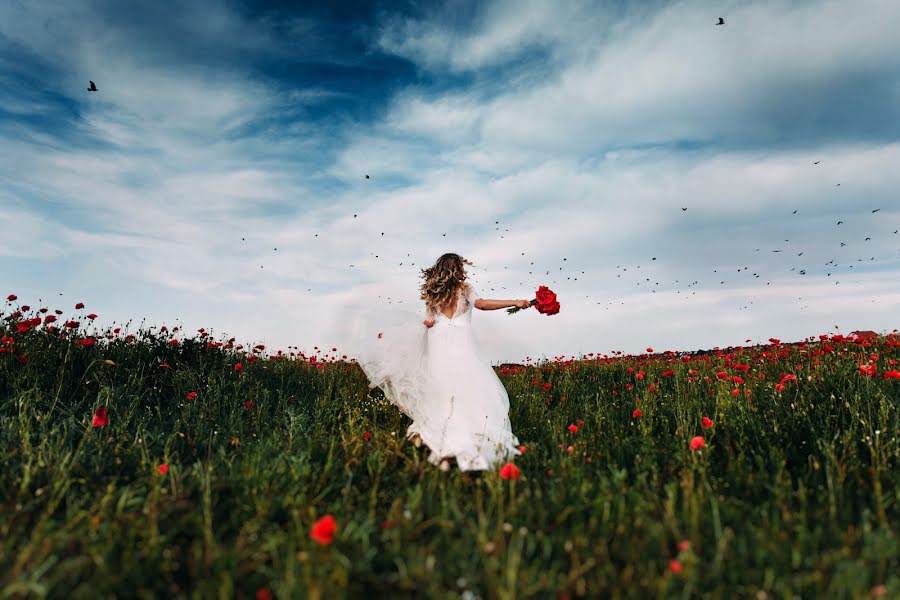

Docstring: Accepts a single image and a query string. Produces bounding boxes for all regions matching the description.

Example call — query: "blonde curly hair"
[419,253,474,314]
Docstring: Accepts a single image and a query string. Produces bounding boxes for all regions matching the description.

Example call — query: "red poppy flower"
[732,376,744,384]
[542,382,551,390]
[499,462,520,480]
[567,424,578,433]
[678,540,691,552]
[566,445,574,453]
[234,362,243,371]
[689,436,705,451]
[44,315,56,324]
[160,362,170,369]
[86,313,97,320]
[669,559,683,574]
[310,514,337,545]
[6,294,16,301]
[157,463,169,475]
[646,347,653,353]
[186,391,197,400]
[80,338,96,347]
[768,338,780,344]
[92,407,109,427]
[884,370,900,380]
[168,339,179,346]
[632,408,642,418]
[363,431,372,441]
[256,589,272,600]
[701,416,714,429]
[715,371,728,380]
[774,383,785,392]
[518,444,526,453]
[75,302,85,309]
[859,364,877,377]
[662,370,675,377]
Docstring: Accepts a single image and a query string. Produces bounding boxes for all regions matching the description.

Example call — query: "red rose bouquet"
[507,285,560,315]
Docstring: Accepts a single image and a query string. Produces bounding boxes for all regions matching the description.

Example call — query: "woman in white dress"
[356,253,530,472]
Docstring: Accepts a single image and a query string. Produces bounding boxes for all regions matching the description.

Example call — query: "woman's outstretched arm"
[475,298,530,311]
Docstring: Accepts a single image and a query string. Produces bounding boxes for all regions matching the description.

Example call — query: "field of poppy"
[1,297,898,599]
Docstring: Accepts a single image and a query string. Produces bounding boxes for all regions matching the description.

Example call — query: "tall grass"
[1,301,898,599]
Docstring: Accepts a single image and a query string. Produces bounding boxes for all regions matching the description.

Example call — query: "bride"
[356,253,529,472]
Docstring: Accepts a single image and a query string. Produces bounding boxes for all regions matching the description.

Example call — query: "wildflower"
[234,362,243,371]
[646,347,653,353]
[160,362,170,369]
[92,407,109,427]
[768,338,780,344]
[669,559,683,574]
[567,424,578,433]
[363,431,372,441]
[678,540,691,552]
[542,382,551,390]
[499,462,520,480]
[157,463,169,475]
[256,589,273,600]
[701,416,714,429]
[86,313,97,320]
[75,302,85,309]
[662,369,675,377]
[689,436,705,451]
[566,445,574,453]
[884,370,900,380]
[715,371,728,380]
[187,391,197,400]
[774,383,785,392]
[310,514,337,545]
[859,364,877,377]
[168,339,179,346]
[243,400,254,408]
[6,294,16,301]
[518,444,526,453]
[632,408,642,418]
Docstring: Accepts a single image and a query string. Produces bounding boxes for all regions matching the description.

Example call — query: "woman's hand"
[515,299,532,309]
[423,318,435,328]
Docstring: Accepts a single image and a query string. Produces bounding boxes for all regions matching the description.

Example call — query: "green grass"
[1,305,898,599]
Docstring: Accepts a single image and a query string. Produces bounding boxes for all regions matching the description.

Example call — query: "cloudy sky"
[2,0,899,363]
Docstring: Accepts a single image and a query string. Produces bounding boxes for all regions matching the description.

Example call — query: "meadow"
[1,297,898,599]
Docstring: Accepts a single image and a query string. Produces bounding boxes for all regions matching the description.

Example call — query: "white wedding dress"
[355,283,521,471]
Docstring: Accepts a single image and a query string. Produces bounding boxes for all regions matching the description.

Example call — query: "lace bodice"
[426,283,479,320]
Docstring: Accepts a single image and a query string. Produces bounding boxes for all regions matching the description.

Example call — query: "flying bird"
[365,175,370,179]
[682,207,687,211]
[813,161,820,165]
[87,81,98,92]
[872,209,880,213]
[716,17,725,25]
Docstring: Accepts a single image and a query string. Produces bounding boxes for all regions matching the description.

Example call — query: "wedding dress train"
[355,284,521,471]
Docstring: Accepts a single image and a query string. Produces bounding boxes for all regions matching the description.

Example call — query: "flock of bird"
[81,12,897,315]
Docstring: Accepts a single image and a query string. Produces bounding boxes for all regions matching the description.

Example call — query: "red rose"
[535,285,557,305]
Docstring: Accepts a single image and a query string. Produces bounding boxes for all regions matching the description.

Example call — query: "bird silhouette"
[872,209,880,213]
[716,17,725,25]
[813,161,820,165]
[365,175,370,179]
[87,81,98,92]
[682,207,687,211]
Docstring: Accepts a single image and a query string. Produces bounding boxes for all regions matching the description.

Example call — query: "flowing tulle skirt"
[354,308,521,471]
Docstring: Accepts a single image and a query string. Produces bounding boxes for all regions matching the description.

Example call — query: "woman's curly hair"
[419,253,474,315]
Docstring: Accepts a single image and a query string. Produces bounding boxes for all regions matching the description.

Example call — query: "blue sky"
[2,0,899,363]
